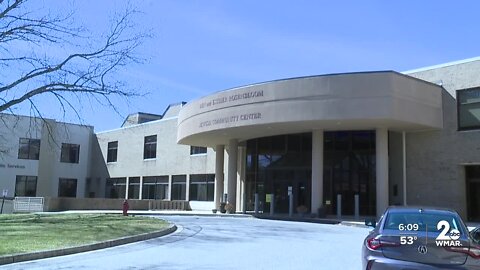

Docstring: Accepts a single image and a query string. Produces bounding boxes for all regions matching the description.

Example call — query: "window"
[144,135,157,159]
[18,138,41,160]
[58,178,77,197]
[60,143,80,163]
[190,146,207,155]
[105,177,126,198]
[458,88,480,130]
[107,141,118,162]
[143,176,169,200]
[189,174,215,201]
[171,175,186,200]
[128,177,140,199]
[15,176,37,196]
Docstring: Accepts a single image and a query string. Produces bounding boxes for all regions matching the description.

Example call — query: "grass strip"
[0,214,169,256]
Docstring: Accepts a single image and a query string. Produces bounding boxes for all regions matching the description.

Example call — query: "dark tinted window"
[458,88,480,130]
[15,175,37,196]
[384,212,462,232]
[60,143,80,163]
[144,135,157,159]
[143,176,169,200]
[171,175,186,200]
[107,141,118,162]
[190,146,207,155]
[105,177,126,198]
[18,138,40,160]
[189,174,214,201]
[58,178,77,197]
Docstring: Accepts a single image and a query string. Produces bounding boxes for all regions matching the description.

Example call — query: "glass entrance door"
[323,131,376,216]
[466,166,480,221]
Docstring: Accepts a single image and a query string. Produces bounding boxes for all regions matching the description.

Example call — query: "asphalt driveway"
[0,215,371,270]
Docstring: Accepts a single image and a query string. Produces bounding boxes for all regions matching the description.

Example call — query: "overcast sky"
[8,0,480,131]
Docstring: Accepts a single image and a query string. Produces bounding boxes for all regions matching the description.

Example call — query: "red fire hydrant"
[122,199,129,216]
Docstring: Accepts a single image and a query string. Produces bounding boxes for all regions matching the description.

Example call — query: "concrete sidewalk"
[57,209,253,217]
[57,210,370,227]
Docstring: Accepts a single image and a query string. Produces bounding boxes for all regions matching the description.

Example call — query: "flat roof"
[403,56,480,74]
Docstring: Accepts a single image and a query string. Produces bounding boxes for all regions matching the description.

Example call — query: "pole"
[289,193,293,217]
[354,194,359,220]
[254,193,259,214]
[0,196,4,214]
[337,194,342,219]
[270,193,275,216]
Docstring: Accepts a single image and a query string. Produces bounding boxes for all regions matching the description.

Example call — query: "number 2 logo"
[437,220,460,240]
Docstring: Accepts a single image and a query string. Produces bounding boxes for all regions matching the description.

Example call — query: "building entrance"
[245,133,312,213]
[466,166,480,221]
[323,131,376,216]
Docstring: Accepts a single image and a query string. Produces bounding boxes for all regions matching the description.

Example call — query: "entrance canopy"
[177,71,443,147]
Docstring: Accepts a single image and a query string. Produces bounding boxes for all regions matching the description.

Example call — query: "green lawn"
[0,214,169,256]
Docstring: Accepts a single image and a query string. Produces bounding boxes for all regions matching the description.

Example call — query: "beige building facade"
[2,57,480,218]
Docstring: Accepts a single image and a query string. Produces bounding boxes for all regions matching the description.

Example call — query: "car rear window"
[384,212,461,232]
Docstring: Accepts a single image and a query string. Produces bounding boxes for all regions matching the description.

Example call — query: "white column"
[376,128,389,218]
[125,177,130,199]
[139,176,143,200]
[214,145,225,209]
[168,175,172,200]
[185,174,190,201]
[227,139,238,211]
[311,130,324,214]
[237,146,246,212]
[402,131,407,206]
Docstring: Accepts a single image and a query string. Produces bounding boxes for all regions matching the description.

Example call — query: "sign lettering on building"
[0,163,26,169]
[199,90,264,109]
[199,113,262,128]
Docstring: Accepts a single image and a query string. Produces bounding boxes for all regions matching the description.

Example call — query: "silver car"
[362,207,480,269]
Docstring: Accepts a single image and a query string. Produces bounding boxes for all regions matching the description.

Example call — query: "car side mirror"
[471,227,480,243]
[365,218,376,228]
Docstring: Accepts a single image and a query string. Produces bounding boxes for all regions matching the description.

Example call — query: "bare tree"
[0,0,147,119]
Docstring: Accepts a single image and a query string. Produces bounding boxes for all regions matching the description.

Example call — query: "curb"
[253,215,341,225]
[0,224,177,266]
[145,212,253,218]
[339,221,369,228]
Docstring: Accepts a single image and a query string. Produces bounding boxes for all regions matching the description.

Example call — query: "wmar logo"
[435,220,462,247]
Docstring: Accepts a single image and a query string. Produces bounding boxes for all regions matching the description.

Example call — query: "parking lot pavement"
[0,216,371,270]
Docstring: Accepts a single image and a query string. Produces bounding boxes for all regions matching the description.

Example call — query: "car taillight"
[447,245,480,259]
[366,237,399,250]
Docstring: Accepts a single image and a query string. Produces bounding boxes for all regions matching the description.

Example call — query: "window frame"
[143,135,157,159]
[457,88,480,131]
[142,176,169,200]
[15,175,38,197]
[107,141,118,163]
[190,146,207,155]
[60,143,80,163]
[17,138,41,160]
[105,177,127,199]
[58,178,78,198]
[171,175,186,200]
[189,174,215,201]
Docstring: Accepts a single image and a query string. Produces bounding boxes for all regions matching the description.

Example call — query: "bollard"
[243,190,247,214]
[354,194,360,220]
[270,193,275,216]
[289,193,293,217]
[254,193,259,214]
[337,194,342,218]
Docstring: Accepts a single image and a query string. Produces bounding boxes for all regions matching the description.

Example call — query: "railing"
[13,197,44,213]
[148,200,190,210]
